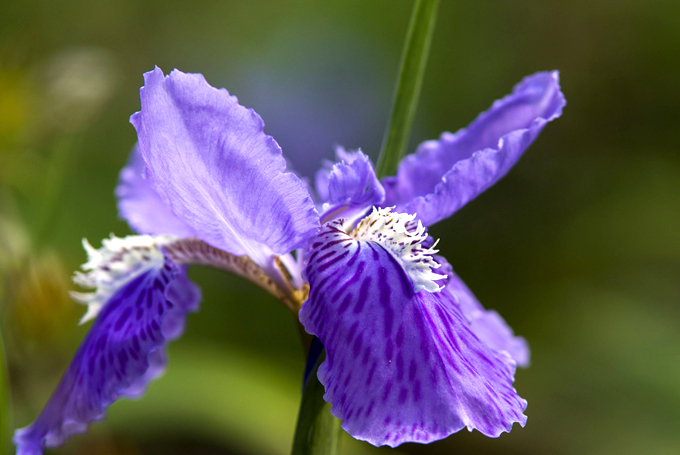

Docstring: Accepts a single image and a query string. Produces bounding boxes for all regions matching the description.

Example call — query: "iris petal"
[383,71,565,226]
[300,221,527,447]
[445,271,530,368]
[115,146,195,237]
[326,151,384,210]
[314,146,360,203]
[318,150,385,225]
[13,256,200,455]
[131,67,318,265]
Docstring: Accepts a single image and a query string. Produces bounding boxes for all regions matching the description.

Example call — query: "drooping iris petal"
[318,151,385,225]
[300,221,527,447]
[430,254,528,367]
[13,255,200,455]
[445,271,530,368]
[131,67,318,265]
[383,71,565,226]
[115,146,195,238]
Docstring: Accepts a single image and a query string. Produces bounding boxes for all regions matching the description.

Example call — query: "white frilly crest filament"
[71,235,175,324]
[351,207,446,293]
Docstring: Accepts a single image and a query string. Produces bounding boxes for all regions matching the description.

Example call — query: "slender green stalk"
[291,355,341,455]
[375,0,440,179]
[0,331,11,455]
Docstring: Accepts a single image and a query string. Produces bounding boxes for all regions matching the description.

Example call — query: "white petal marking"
[351,207,446,293]
[71,235,176,323]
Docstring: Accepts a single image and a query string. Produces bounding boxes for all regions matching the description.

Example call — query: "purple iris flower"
[14,67,564,454]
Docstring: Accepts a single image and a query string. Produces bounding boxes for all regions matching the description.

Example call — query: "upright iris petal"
[315,147,368,203]
[300,219,527,447]
[115,146,195,238]
[14,238,201,455]
[131,67,319,266]
[383,71,566,226]
[318,150,385,225]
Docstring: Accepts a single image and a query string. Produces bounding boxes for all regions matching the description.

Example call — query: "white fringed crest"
[351,207,446,293]
[71,235,175,324]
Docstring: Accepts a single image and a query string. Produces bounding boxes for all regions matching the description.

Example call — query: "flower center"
[350,207,446,293]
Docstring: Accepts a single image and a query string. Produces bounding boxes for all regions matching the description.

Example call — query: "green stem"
[375,0,440,179]
[291,355,342,455]
[291,2,439,453]
[0,330,11,455]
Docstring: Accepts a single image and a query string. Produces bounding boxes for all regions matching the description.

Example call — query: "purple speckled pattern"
[299,221,527,447]
[382,71,566,226]
[115,146,195,237]
[131,68,319,266]
[13,257,201,455]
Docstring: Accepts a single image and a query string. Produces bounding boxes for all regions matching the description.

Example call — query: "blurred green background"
[1,0,679,454]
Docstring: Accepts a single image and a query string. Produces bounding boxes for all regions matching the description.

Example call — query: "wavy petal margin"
[115,146,195,238]
[14,256,200,455]
[445,271,530,367]
[131,67,319,265]
[300,221,526,447]
[383,71,565,226]
[318,150,385,225]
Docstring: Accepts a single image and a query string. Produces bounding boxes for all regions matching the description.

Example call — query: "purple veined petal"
[131,67,319,266]
[13,255,200,455]
[445,270,530,368]
[318,150,385,225]
[115,145,196,238]
[299,221,527,447]
[314,146,367,204]
[314,166,331,204]
[431,254,529,366]
[383,71,566,226]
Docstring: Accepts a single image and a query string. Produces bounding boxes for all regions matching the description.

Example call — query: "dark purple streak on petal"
[300,221,526,447]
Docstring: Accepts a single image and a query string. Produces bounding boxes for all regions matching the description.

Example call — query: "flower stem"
[375,0,440,179]
[291,352,341,455]
[291,3,440,453]
[0,330,11,455]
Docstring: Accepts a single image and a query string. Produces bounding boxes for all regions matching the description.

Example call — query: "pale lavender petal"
[314,166,331,203]
[383,71,565,226]
[300,221,527,447]
[131,67,318,265]
[326,151,384,208]
[115,146,195,238]
[445,271,530,368]
[319,150,385,224]
[13,257,200,455]
[314,146,365,204]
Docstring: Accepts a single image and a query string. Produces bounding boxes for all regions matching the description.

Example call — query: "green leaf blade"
[376,0,440,179]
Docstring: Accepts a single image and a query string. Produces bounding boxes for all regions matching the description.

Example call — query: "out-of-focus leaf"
[376,0,439,179]
[0,330,11,455]
[104,343,395,455]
